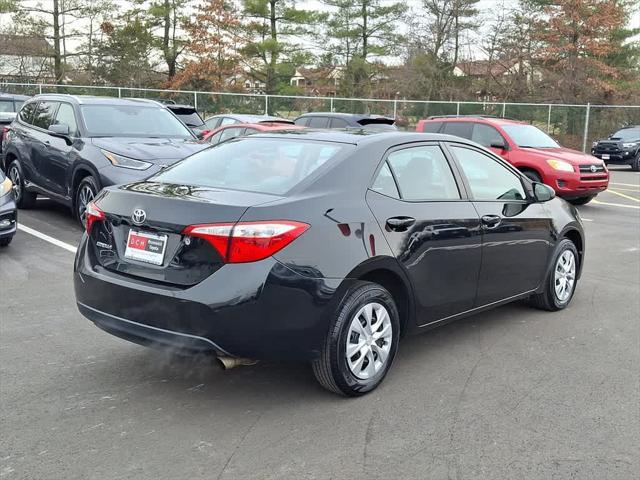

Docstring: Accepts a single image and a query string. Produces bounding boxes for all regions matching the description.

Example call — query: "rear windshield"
[169,108,204,127]
[152,137,349,195]
[501,124,559,148]
[81,105,194,138]
[611,128,640,141]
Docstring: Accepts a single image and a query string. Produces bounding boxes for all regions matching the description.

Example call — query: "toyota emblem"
[132,208,146,225]
[590,165,597,173]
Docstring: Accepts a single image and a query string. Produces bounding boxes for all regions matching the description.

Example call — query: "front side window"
[330,118,349,128]
[81,105,193,138]
[220,117,237,126]
[386,145,460,201]
[472,124,506,148]
[53,103,78,136]
[32,101,58,129]
[205,117,221,129]
[153,138,349,195]
[450,145,525,201]
[501,124,559,148]
[219,127,245,143]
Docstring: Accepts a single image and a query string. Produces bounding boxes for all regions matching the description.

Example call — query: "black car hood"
[91,137,208,162]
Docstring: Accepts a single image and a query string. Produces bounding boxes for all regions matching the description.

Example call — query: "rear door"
[447,143,553,305]
[29,101,59,192]
[366,143,482,325]
[442,121,473,140]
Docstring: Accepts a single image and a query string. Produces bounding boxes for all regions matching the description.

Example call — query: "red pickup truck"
[416,116,609,205]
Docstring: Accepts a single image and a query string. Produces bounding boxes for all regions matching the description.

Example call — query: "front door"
[366,143,482,325]
[447,144,553,306]
[44,102,78,198]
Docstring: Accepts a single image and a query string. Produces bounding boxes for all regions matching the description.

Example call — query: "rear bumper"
[74,236,343,360]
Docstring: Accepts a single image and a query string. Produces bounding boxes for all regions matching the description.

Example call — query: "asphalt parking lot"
[1,168,638,480]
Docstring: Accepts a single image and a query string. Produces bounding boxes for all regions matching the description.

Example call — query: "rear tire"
[7,161,37,209]
[74,176,99,227]
[568,196,595,205]
[312,281,400,396]
[529,238,579,312]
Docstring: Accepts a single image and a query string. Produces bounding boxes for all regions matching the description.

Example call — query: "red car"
[416,116,609,205]
[202,122,305,145]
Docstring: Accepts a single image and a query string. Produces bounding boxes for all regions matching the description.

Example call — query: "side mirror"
[490,141,508,150]
[48,124,69,136]
[533,182,555,202]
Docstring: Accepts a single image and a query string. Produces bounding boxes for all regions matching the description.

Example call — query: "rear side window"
[219,127,245,143]
[32,101,58,129]
[371,162,399,198]
[0,100,13,113]
[53,103,78,136]
[18,102,37,124]
[205,117,221,129]
[471,124,505,148]
[220,117,237,126]
[153,138,349,195]
[422,121,442,133]
[387,145,460,201]
[307,117,329,128]
[443,122,473,139]
[330,118,349,128]
[294,117,310,127]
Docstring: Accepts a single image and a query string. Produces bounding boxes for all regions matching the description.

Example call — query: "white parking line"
[592,200,640,210]
[18,223,77,253]
[610,182,640,188]
[607,189,640,203]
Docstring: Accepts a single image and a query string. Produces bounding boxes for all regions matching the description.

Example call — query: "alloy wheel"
[554,250,576,302]
[77,184,95,225]
[346,302,393,380]
[8,165,21,202]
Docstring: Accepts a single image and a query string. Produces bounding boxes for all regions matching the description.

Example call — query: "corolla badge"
[132,208,147,225]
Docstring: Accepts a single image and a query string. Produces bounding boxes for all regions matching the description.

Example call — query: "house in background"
[290,67,342,96]
[0,34,54,82]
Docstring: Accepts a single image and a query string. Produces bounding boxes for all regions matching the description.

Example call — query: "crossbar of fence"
[2,81,639,152]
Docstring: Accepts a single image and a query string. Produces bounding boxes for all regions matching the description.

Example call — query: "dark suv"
[294,112,397,130]
[591,126,640,171]
[2,95,207,224]
[0,92,30,155]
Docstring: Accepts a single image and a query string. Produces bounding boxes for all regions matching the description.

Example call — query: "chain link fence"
[3,82,639,152]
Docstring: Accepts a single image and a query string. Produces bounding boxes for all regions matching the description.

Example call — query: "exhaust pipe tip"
[217,356,258,370]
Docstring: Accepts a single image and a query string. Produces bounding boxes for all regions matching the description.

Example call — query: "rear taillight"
[183,221,309,263]
[85,201,105,234]
[1,126,9,142]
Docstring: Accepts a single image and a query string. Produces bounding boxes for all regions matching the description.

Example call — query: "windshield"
[502,124,560,148]
[81,105,194,138]
[152,137,348,195]
[611,128,640,141]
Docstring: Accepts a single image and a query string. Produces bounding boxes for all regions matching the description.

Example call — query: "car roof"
[296,112,394,121]
[423,115,526,126]
[26,94,165,107]
[206,113,285,122]
[0,92,30,101]
[248,129,461,146]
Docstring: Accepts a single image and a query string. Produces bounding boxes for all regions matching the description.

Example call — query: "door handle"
[386,216,415,232]
[481,214,502,229]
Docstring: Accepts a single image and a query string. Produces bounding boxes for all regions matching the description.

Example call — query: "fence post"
[118,87,121,98]
[264,95,269,115]
[193,91,197,110]
[456,102,460,116]
[502,102,506,117]
[330,97,334,112]
[39,84,42,94]
[547,104,552,133]
[393,99,397,119]
[582,103,591,153]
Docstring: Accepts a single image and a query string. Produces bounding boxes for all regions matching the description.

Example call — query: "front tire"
[631,153,640,172]
[521,169,542,183]
[312,281,400,396]
[75,176,99,227]
[529,238,579,311]
[568,196,595,206]
[8,161,37,208]
[0,236,12,247]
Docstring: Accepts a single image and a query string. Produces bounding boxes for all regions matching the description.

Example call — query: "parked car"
[294,112,397,130]
[416,116,609,205]
[164,104,207,139]
[591,125,640,171]
[203,121,305,145]
[74,130,584,396]
[202,114,293,137]
[0,169,17,247]
[1,92,30,157]
[2,94,207,225]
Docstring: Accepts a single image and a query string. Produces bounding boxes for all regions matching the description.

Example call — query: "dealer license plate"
[124,230,168,265]
[601,154,610,160]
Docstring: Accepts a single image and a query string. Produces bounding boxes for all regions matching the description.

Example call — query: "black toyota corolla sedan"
[74,130,584,396]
